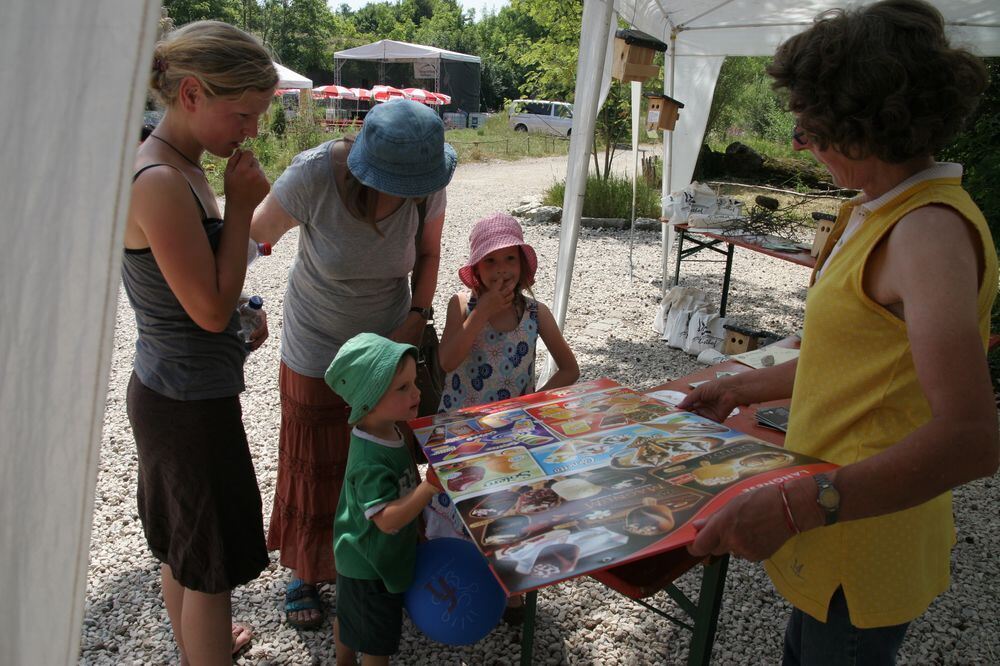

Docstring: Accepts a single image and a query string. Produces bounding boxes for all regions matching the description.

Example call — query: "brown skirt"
[267,361,351,583]
[127,372,268,594]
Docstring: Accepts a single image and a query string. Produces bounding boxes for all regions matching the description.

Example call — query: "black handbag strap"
[411,198,430,317]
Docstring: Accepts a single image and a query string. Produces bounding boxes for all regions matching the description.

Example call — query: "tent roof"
[274,62,312,89]
[615,0,1000,57]
[334,39,481,64]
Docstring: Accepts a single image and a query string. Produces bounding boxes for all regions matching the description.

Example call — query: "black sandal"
[284,579,325,630]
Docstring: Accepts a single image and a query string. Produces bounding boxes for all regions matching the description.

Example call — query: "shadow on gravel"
[80,563,175,665]
[573,333,701,390]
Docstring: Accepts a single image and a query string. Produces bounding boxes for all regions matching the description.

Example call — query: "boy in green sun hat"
[325,332,439,664]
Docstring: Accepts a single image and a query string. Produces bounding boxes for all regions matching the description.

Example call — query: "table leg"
[520,590,538,666]
[719,244,735,317]
[686,555,729,666]
[672,229,686,287]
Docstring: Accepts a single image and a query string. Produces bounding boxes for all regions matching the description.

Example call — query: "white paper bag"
[684,312,729,354]
[664,181,745,227]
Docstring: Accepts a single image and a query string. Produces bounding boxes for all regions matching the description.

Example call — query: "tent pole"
[544,0,615,379]
[661,31,678,297]
[629,80,641,281]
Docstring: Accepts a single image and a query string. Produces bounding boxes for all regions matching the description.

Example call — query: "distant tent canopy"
[334,40,481,114]
[274,62,312,89]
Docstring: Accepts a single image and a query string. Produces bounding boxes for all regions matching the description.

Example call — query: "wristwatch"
[813,473,840,526]
[409,306,433,320]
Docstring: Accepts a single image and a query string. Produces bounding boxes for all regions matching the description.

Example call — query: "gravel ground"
[82,154,999,665]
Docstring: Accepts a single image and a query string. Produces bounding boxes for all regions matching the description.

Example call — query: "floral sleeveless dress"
[426,293,540,539]
[437,292,539,412]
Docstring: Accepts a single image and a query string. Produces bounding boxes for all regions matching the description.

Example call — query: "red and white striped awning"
[402,88,452,105]
[312,84,357,100]
[372,85,407,102]
[424,91,451,106]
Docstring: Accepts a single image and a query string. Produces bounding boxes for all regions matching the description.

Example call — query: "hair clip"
[153,57,168,73]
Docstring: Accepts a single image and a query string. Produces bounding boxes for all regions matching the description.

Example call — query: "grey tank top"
[272,140,447,377]
[121,164,246,400]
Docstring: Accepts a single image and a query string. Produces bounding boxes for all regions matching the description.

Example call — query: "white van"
[508,99,573,137]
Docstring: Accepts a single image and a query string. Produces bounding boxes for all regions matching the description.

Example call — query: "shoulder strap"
[132,163,210,219]
[411,198,428,292]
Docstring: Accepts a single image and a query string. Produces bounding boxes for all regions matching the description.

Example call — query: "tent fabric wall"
[0,0,160,664]
[441,59,482,113]
[555,0,1000,335]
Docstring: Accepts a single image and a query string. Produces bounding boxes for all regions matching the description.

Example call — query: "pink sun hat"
[458,213,538,291]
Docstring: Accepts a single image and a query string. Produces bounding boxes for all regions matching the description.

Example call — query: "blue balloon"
[405,538,507,645]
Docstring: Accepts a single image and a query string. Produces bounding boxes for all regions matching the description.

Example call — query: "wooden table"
[518,347,795,665]
[671,223,816,316]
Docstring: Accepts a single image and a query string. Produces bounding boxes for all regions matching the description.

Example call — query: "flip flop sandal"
[284,579,325,631]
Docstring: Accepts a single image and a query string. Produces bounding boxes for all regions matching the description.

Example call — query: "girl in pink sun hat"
[431,212,578,623]
[438,212,579,412]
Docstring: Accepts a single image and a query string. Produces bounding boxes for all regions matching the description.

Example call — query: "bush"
[543,172,661,219]
[270,103,287,137]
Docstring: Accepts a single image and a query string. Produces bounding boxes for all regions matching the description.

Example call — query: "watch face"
[818,487,839,510]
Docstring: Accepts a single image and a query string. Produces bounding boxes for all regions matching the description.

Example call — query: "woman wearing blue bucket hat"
[251,98,456,630]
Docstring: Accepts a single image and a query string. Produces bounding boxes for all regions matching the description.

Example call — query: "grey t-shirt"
[272,140,446,377]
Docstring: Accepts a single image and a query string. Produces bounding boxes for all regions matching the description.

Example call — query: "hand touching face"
[474,247,521,316]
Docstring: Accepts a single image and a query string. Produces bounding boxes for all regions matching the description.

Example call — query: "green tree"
[474,5,540,110]
[279,0,337,73]
[705,56,793,143]
[162,0,240,25]
[506,0,580,100]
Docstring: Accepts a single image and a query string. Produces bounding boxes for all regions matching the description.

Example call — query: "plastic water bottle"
[247,239,271,267]
[237,295,264,346]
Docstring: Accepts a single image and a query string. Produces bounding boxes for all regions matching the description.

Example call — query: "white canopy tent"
[274,62,313,89]
[334,39,480,65]
[551,0,1000,335]
[274,62,313,109]
[334,39,482,112]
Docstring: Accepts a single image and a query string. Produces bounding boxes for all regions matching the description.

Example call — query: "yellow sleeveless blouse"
[764,177,997,628]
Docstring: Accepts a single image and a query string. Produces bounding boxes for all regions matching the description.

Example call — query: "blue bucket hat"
[347,99,458,198]
[325,332,418,424]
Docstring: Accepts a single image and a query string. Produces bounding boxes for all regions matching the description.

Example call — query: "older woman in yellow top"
[680,1,997,663]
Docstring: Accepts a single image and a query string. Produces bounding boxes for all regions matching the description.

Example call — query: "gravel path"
[83,154,999,665]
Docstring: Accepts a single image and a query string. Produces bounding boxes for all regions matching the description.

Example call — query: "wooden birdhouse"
[810,212,837,258]
[723,323,759,356]
[613,29,667,83]
[646,93,685,132]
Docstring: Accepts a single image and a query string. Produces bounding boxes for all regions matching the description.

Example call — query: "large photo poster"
[411,381,834,595]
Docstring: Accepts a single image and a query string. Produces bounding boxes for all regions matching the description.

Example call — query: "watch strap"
[813,473,840,526]
[409,306,432,320]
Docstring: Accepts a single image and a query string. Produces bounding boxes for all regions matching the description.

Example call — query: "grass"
[446,114,571,163]
[543,172,663,219]
[200,106,572,196]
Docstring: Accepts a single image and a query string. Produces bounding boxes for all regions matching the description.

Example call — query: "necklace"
[149,134,203,173]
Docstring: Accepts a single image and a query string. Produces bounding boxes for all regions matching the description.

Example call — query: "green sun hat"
[325,332,418,424]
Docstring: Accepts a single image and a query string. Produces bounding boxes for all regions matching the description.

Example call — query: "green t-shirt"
[333,427,419,593]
